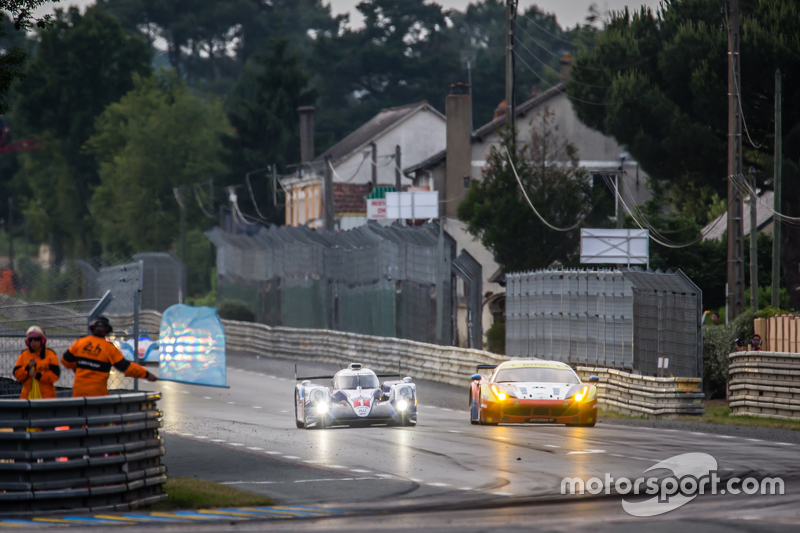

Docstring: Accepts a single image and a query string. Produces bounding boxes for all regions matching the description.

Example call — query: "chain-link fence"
[208,221,457,344]
[0,253,182,397]
[505,268,702,377]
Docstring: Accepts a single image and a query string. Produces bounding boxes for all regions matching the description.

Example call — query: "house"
[702,190,774,241]
[281,103,446,230]
[404,64,653,348]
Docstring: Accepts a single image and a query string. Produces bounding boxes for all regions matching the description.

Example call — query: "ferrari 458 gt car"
[469,359,599,426]
[294,363,417,429]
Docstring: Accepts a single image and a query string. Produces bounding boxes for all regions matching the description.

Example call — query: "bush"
[703,311,755,399]
[216,299,255,322]
[486,322,505,354]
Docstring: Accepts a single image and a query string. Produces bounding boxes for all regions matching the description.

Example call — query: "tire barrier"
[729,351,800,420]
[0,392,166,516]
[576,367,704,419]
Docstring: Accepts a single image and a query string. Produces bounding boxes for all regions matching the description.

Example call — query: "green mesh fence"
[338,281,396,338]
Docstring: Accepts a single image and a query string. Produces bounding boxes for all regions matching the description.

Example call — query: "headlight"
[309,388,325,403]
[396,385,413,398]
[315,402,330,414]
[574,386,589,402]
[396,399,409,412]
[491,385,507,401]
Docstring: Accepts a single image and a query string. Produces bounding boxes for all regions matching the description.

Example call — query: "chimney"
[445,82,472,217]
[493,99,507,120]
[297,106,315,163]
[559,53,572,82]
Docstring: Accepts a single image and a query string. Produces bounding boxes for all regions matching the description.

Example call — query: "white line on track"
[252,406,262,409]
[180,433,193,437]
[610,454,625,457]
[691,432,707,436]
[229,443,244,447]
[459,487,473,491]
[496,437,509,440]
[265,451,282,455]
[543,445,560,448]
[268,375,277,379]
[204,396,212,400]
[567,449,606,455]
[283,455,300,459]
[211,439,225,442]
[195,436,209,439]
[180,391,189,394]
[492,492,513,496]
[351,469,371,473]
[747,439,763,442]
[327,465,346,469]
[304,460,320,464]
[410,478,423,482]
[227,401,236,405]
[448,430,461,433]
[247,447,263,451]
[375,474,392,478]
[428,482,450,487]
[719,436,736,439]
[776,443,795,446]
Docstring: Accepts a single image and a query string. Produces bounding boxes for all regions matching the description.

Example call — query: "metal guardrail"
[576,367,704,419]
[0,392,166,515]
[729,351,800,420]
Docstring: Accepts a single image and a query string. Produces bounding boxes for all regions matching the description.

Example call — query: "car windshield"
[494,367,580,384]
[334,372,380,390]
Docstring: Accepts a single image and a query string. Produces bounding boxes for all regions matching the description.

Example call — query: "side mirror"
[402,377,412,383]
[471,374,482,381]
[589,376,599,383]
[301,380,311,386]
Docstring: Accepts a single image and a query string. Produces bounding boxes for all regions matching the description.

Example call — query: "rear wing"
[295,362,404,382]
[476,364,497,372]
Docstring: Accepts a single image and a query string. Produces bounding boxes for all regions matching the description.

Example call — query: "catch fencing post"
[133,260,143,391]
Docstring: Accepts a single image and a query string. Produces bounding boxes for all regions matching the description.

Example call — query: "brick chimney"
[445,82,471,217]
[297,106,315,163]
[559,53,572,82]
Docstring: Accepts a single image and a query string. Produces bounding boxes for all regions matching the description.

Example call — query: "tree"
[458,110,612,272]
[12,6,151,258]
[567,0,800,308]
[86,71,230,256]
[223,38,316,224]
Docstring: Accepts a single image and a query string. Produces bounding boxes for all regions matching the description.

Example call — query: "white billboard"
[366,199,387,220]
[384,191,439,220]
[580,229,649,266]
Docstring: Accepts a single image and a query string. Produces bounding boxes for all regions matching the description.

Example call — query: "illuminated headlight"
[396,399,409,412]
[491,385,507,401]
[315,402,330,414]
[574,386,589,402]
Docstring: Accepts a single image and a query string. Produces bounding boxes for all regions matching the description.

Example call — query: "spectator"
[751,334,763,351]
[734,338,746,352]
[13,326,60,399]
[710,312,720,326]
[62,316,157,397]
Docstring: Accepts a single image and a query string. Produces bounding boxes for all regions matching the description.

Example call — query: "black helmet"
[90,316,113,334]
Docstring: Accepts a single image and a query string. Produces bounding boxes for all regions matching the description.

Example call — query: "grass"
[149,477,274,510]
[599,402,800,431]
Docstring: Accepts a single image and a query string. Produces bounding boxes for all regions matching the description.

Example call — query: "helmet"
[89,316,113,335]
[25,325,47,348]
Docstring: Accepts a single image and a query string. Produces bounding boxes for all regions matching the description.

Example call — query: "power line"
[504,146,592,232]
[515,38,614,89]
[245,168,270,220]
[193,185,215,219]
[518,11,579,47]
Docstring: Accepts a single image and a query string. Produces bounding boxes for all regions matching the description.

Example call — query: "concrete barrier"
[576,367,704,419]
[113,313,705,415]
[728,351,800,420]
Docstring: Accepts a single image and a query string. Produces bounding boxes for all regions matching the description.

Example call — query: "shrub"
[216,300,255,322]
[486,322,505,355]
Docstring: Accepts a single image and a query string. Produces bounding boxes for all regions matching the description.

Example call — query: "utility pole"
[749,167,758,312]
[772,69,782,307]
[395,145,402,192]
[370,142,378,188]
[505,1,517,142]
[173,187,187,302]
[726,0,745,320]
[7,197,12,269]
[324,155,334,231]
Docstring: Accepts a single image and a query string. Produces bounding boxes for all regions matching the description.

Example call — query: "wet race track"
[68,352,800,532]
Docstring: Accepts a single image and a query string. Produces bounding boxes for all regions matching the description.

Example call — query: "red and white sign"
[367,199,387,219]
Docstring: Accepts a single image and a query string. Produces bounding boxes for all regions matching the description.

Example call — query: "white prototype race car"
[294,363,417,429]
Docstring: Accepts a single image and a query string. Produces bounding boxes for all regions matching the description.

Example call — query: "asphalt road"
[132,352,800,531]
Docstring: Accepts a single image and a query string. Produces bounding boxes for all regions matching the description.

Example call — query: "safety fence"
[207,222,460,345]
[505,268,702,377]
[729,351,800,420]
[0,392,166,515]
[576,367,704,419]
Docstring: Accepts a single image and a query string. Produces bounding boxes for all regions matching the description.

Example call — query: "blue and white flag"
[158,304,227,387]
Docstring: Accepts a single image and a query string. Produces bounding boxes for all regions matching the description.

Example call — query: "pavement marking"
[180,433,194,437]
[211,439,226,442]
[610,454,626,457]
[427,482,450,487]
[304,460,320,464]
[283,455,300,459]
[204,396,212,399]
[265,451,282,455]
[351,469,371,473]
[448,430,462,433]
[229,443,244,447]
[496,437,510,440]
[247,447,263,451]
[491,492,513,496]
[441,408,453,411]
[776,442,795,446]
[252,406,262,409]
[567,449,606,455]
[327,465,346,468]
[747,439,763,442]
[163,385,172,389]
[719,436,736,439]
[268,375,277,379]
[459,487,473,490]
[543,444,560,448]
[691,432,707,436]
[410,478,423,482]
[180,391,189,394]
[375,474,392,478]
[227,401,236,405]
[281,410,288,413]
[196,436,209,439]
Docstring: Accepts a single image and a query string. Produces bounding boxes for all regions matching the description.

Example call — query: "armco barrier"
[576,367,704,419]
[112,313,704,413]
[729,351,800,420]
[0,392,166,515]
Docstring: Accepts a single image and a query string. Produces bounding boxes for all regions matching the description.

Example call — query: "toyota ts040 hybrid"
[470,360,599,426]
[294,363,417,429]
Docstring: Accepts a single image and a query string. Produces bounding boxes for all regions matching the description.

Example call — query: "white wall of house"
[332,108,446,185]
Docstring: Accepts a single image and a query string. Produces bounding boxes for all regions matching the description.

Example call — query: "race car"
[294,363,417,429]
[108,329,159,364]
[469,359,599,427]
